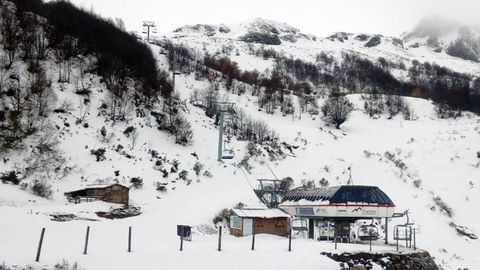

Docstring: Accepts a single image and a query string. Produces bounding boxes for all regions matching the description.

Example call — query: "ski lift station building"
[279,185,396,241]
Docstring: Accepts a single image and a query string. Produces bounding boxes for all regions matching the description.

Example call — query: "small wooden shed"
[229,208,291,237]
[64,184,129,205]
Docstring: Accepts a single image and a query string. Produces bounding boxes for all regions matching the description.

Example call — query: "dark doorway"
[308,218,314,239]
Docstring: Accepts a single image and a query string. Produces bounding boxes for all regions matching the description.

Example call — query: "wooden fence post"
[35,228,45,262]
[83,226,90,255]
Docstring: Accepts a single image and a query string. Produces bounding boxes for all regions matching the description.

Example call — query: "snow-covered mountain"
[403,16,480,63]
[165,17,480,78]
[1,2,480,269]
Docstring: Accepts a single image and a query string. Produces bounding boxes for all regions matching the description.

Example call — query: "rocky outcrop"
[322,250,439,270]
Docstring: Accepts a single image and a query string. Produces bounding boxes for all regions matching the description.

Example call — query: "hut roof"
[281,185,394,206]
[232,208,291,218]
[64,183,129,195]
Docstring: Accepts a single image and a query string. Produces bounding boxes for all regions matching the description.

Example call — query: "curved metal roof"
[282,185,394,205]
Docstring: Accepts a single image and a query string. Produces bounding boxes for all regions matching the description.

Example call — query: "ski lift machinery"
[216,102,235,161]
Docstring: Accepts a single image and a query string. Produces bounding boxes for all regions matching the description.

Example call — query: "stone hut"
[64,184,129,205]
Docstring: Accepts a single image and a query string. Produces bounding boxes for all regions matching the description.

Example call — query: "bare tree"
[0,1,21,68]
[321,95,354,129]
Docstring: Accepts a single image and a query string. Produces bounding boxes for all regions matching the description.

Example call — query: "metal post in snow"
[334,228,337,250]
[385,217,389,245]
[409,227,412,248]
[413,228,416,251]
[288,227,292,252]
[128,226,132,252]
[217,113,224,161]
[369,229,372,252]
[180,226,184,251]
[35,228,45,262]
[396,227,399,251]
[83,226,90,255]
[218,226,222,252]
[405,227,408,248]
[251,227,255,251]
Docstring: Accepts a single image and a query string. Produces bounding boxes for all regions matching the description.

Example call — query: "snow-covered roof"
[232,208,291,218]
[281,185,394,206]
[83,183,129,189]
[65,183,129,194]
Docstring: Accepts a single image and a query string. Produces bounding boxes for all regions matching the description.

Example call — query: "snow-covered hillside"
[1,4,480,269]
[2,47,480,269]
[164,18,480,78]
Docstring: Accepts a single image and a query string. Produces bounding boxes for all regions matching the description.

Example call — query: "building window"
[230,216,242,229]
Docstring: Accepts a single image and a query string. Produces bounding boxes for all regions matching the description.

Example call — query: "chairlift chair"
[357,224,379,241]
[221,148,234,160]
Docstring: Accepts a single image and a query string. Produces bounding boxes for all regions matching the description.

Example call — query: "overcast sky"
[69,0,480,37]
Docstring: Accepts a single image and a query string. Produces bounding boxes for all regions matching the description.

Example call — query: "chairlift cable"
[233,155,255,191]
[254,148,279,180]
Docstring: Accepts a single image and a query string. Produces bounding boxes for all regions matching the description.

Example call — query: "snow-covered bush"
[433,196,453,217]
[233,202,245,209]
[90,148,106,162]
[280,177,294,191]
[54,260,85,270]
[130,177,143,189]
[123,126,135,136]
[202,170,212,178]
[31,179,53,199]
[281,95,295,116]
[321,95,354,129]
[363,94,385,117]
[212,208,231,225]
[384,95,411,119]
[301,179,316,188]
[193,162,204,176]
[319,178,329,187]
[0,170,20,185]
[227,108,278,145]
[435,102,462,119]
[172,115,193,146]
[155,182,167,192]
[178,170,189,181]
[413,179,422,188]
